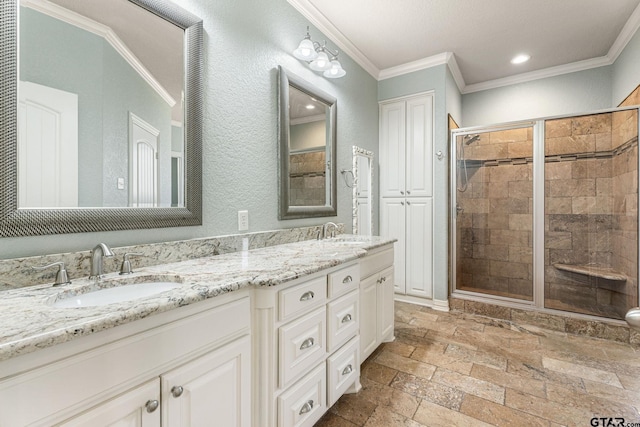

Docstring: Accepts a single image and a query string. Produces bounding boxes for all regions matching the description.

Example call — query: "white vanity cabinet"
[0,291,252,427]
[253,262,361,427]
[359,245,395,361]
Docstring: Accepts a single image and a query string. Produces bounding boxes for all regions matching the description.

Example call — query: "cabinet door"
[379,101,406,197]
[162,336,251,427]
[356,197,371,236]
[405,95,433,197]
[380,198,406,294]
[377,266,395,343]
[359,274,378,362]
[59,379,160,427]
[406,198,433,298]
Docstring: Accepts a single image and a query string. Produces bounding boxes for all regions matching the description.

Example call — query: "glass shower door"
[454,125,535,301]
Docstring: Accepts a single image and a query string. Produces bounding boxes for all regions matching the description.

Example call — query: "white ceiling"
[288,0,640,92]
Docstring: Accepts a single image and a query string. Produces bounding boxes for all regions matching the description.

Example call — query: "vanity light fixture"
[293,27,346,79]
[511,54,531,64]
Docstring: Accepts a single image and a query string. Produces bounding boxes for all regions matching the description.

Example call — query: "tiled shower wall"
[544,111,638,319]
[289,151,326,206]
[456,128,534,300]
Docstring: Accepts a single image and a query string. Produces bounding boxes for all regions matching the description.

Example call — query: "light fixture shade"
[323,59,346,78]
[293,38,318,61]
[309,51,331,71]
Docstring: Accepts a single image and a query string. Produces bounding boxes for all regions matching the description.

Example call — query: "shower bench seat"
[553,263,627,282]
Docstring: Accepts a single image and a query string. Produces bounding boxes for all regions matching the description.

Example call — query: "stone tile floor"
[314,301,640,427]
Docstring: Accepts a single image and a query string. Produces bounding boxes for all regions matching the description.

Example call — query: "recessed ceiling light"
[511,54,531,64]
[306,104,315,109]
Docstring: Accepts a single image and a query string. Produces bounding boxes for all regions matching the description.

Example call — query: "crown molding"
[21,0,176,107]
[607,1,640,62]
[445,53,465,92]
[378,52,449,80]
[286,0,380,78]
[290,113,326,125]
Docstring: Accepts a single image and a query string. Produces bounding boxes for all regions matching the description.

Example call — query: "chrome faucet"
[89,243,114,280]
[322,222,338,239]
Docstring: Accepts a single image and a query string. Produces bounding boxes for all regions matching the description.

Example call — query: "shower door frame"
[450,106,640,320]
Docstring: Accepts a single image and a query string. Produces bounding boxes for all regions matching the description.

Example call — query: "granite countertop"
[0,235,394,362]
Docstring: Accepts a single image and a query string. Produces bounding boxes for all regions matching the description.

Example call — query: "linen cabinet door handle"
[342,364,353,376]
[300,337,315,350]
[299,291,315,301]
[171,386,184,398]
[145,399,159,413]
[342,275,353,284]
[341,313,352,323]
[299,400,314,415]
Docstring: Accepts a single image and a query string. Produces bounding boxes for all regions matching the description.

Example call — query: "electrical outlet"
[117,178,125,190]
[238,210,249,231]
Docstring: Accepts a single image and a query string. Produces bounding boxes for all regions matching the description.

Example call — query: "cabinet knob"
[299,291,315,302]
[407,190,411,195]
[299,400,314,415]
[300,337,315,350]
[342,275,353,284]
[171,385,184,398]
[401,201,405,206]
[407,201,411,205]
[145,399,159,413]
[341,313,352,323]
[342,364,353,376]
[381,276,387,282]
[400,191,405,195]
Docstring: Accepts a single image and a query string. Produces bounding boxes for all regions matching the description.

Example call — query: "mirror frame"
[0,0,203,237]
[278,66,337,220]
[352,146,374,235]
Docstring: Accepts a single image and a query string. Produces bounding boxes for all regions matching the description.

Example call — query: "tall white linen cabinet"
[379,93,434,304]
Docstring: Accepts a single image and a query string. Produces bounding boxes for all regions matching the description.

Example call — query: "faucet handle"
[119,253,144,275]
[32,261,71,286]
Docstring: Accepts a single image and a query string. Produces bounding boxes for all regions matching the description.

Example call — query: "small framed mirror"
[278,66,337,220]
[352,146,373,235]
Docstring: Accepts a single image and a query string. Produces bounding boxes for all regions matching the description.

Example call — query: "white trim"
[21,0,176,107]
[290,114,326,125]
[378,52,450,80]
[607,1,640,64]
[286,0,379,78]
[171,121,183,128]
[462,56,612,94]
[445,53,466,93]
[431,299,450,312]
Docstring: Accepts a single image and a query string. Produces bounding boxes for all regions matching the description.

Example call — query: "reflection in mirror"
[19,0,184,208]
[0,0,203,237]
[278,66,337,219]
[352,146,373,235]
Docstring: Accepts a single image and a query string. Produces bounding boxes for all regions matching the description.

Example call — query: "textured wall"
[612,26,640,106]
[2,0,379,259]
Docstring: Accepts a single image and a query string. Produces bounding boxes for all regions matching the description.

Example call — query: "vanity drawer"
[326,290,359,353]
[360,247,394,279]
[279,276,327,322]
[278,363,326,427]
[279,307,326,388]
[327,336,359,407]
[327,263,360,298]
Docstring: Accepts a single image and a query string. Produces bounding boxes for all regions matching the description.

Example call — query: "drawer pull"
[299,400,314,415]
[341,313,352,324]
[299,291,315,302]
[342,364,354,376]
[171,386,184,398]
[381,276,387,282]
[342,275,353,284]
[145,399,159,413]
[300,337,315,350]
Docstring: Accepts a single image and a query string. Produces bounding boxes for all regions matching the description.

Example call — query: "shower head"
[464,134,480,145]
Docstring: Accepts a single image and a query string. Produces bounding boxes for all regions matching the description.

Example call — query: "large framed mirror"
[278,66,337,220]
[0,0,202,237]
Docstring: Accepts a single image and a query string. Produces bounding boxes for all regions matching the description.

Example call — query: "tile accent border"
[450,297,640,346]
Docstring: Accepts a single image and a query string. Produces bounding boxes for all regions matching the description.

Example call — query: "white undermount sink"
[51,281,182,308]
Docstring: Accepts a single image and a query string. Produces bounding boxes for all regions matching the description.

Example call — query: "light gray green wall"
[613,27,640,106]
[20,8,172,208]
[378,64,450,302]
[2,0,379,259]
[461,66,613,127]
[290,120,325,151]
